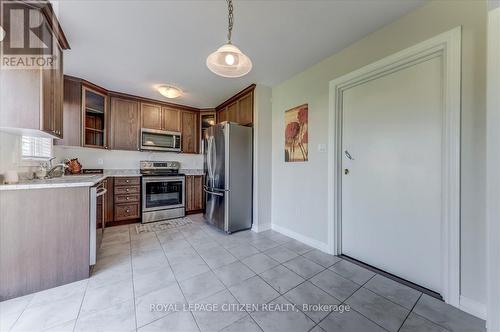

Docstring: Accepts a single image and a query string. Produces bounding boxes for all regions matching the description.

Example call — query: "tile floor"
[0,214,486,332]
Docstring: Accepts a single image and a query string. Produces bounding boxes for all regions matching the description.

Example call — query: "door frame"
[327,27,462,306]
[487,6,500,331]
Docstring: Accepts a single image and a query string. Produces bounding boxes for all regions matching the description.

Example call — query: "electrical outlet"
[97,158,104,165]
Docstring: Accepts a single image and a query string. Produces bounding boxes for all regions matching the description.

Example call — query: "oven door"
[142,176,185,212]
[141,129,181,152]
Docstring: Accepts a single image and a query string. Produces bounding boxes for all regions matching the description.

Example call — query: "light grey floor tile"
[88,258,132,289]
[12,293,83,331]
[242,253,280,274]
[179,271,225,303]
[283,281,340,323]
[283,240,314,255]
[131,237,162,253]
[171,258,211,281]
[413,294,486,332]
[302,250,342,268]
[191,289,247,332]
[364,274,421,309]
[132,249,170,277]
[101,232,130,248]
[133,266,177,298]
[213,261,256,287]
[166,247,200,265]
[218,237,245,250]
[162,239,193,253]
[220,315,262,332]
[264,246,299,263]
[157,229,185,243]
[229,276,280,306]
[74,299,136,332]
[198,246,238,269]
[259,265,305,294]
[250,296,315,332]
[319,309,386,332]
[0,294,34,331]
[328,260,375,285]
[138,311,199,332]
[265,233,293,244]
[310,270,360,301]
[400,313,448,332]
[345,287,409,332]
[42,319,76,332]
[98,242,131,259]
[30,279,88,306]
[135,282,186,328]
[228,244,261,260]
[308,325,325,332]
[283,256,324,279]
[80,278,133,314]
[250,237,281,251]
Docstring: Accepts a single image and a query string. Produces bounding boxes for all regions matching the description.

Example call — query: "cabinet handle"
[126,209,130,213]
[126,188,130,192]
[126,196,130,200]
[126,180,130,183]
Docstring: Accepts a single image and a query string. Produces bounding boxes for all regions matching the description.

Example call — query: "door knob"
[344,169,350,175]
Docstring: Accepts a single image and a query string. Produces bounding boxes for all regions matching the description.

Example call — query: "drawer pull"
[126,180,130,183]
[126,209,130,213]
[126,188,130,192]
[126,197,130,200]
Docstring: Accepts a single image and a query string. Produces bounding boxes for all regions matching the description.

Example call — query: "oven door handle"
[203,187,224,197]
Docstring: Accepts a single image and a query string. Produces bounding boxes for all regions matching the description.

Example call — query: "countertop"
[0,169,205,191]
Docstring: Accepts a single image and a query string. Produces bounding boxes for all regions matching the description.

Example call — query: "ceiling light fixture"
[157,85,182,99]
[206,0,252,78]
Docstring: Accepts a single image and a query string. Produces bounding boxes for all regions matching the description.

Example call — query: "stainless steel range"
[140,161,185,223]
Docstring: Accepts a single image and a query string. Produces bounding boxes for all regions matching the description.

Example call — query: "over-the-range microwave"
[140,128,181,152]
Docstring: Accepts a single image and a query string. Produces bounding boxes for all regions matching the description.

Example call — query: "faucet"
[45,158,68,179]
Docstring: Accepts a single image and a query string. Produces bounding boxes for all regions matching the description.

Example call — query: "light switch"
[317,144,327,153]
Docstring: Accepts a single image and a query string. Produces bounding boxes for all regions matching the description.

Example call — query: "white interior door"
[341,56,443,293]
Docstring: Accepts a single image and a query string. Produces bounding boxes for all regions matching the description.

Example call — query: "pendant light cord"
[227,0,233,43]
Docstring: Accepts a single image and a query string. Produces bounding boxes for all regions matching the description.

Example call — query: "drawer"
[114,177,140,186]
[114,185,140,195]
[114,203,140,220]
[115,194,140,204]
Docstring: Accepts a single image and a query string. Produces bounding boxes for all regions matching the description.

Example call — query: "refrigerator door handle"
[203,187,224,197]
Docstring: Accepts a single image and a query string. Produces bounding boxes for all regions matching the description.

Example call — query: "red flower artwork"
[284,104,308,162]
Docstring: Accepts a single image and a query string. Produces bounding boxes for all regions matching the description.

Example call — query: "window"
[21,136,52,160]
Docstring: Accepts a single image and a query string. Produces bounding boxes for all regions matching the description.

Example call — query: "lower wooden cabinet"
[186,175,204,213]
[113,177,141,221]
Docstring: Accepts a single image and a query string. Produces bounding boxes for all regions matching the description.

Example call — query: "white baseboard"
[459,295,487,320]
[252,223,271,233]
[271,223,329,252]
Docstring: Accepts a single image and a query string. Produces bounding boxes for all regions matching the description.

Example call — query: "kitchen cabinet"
[181,111,198,154]
[141,103,181,132]
[162,107,181,132]
[141,103,163,130]
[186,175,204,213]
[82,85,109,149]
[110,97,140,151]
[56,77,82,146]
[114,177,141,221]
[0,3,69,139]
[216,84,255,126]
[237,91,253,126]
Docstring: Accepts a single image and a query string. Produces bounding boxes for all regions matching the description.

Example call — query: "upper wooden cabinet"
[181,111,198,154]
[216,85,255,126]
[141,103,181,132]
[55,77,81,146]
[237,91,254,126]
[82,86,109,149]
[110,97,140,151]
[0,2,69,139]
[162,107,181,132]
[141,103,162,130]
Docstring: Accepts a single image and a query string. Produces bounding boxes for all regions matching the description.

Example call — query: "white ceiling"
[57,0,425,108]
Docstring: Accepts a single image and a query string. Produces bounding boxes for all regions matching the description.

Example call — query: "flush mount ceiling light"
[206,0,252,78]
[157,85,182,99]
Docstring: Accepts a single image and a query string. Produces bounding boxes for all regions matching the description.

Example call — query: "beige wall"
[271,0,487,305]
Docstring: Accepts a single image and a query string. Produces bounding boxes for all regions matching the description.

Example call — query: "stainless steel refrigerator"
[203,122,253,233]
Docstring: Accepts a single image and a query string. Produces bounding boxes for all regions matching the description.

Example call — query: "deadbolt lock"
[344,169,349,175]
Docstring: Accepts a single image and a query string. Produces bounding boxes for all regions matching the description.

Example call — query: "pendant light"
[206,0,252,78]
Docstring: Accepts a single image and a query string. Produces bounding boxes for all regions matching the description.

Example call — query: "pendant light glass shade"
[206,43,252,78]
